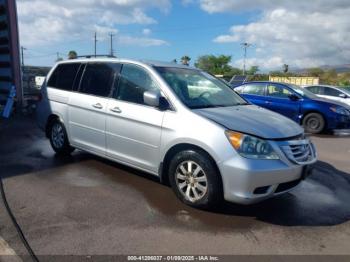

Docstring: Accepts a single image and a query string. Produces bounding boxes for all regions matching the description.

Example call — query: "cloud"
[17,0,171,47]
[142,28,152,36]
[117,35,169,47]
[205,0,350,69]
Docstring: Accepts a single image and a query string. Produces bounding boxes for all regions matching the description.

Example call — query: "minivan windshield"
[155,67,248,109]
[288,84,318,99]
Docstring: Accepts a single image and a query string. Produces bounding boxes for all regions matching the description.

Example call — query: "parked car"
[234,81,350,134]
[37,59,317,208]
[304,85,350,106]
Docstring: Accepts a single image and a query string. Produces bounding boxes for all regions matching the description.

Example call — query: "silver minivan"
[37,58,317,208]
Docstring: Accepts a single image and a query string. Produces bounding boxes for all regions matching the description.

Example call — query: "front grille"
[281,140,316,165]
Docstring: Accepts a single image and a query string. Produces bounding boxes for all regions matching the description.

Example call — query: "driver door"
[106,63,165,173]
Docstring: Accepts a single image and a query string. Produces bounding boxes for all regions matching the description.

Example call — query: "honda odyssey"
[37,58,317,208]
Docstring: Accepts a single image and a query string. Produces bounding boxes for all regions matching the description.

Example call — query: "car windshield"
[289,84,318,99]
[154,67,248,109]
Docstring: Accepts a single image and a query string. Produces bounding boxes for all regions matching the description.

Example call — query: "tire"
[302,113,325,134]
[168,150,222,209]
[49,119,75,155]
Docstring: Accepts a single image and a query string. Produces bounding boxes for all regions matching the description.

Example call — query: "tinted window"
[47,63,81,91]
[307,86,323,94]
[266,84,292,98]
[80,63,120,97]
[242,84,265,95]
[323,87,343,97]
[115,64,159,105]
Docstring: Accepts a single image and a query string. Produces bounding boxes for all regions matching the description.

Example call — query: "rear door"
[106,63,165,173]
[237,83,267,107]
[264,83,301,121]
[68,63,118,155]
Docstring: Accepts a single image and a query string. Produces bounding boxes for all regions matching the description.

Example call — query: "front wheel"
[302,113,325,134]
[49,119,75,155]
[168,150,222,209]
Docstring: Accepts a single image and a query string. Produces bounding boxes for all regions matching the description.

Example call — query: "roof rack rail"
[75,54,117,59]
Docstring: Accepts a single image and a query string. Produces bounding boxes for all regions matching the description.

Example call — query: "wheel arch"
[159,143,223,188]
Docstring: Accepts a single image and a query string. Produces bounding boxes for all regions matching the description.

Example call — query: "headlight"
[330,106,350,116]
[225,131,279,160]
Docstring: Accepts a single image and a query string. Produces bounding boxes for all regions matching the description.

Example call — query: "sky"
[17,0,350,71]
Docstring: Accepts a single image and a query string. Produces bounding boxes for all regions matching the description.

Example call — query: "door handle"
[265,101,271,104]
[92,103,103,109]
[110,107,122,113]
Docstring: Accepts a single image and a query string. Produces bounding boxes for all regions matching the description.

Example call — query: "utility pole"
[94,32,98,57]
[20,46,26,68]
[241,42,251,75]
[109,33,115,57]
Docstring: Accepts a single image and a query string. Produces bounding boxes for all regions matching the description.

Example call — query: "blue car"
[234,81,350,134]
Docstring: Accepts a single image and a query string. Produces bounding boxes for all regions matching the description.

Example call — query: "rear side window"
[47,63,81,91]
[266,84,292,98]
[242,84,265,95]
[79,63,121,97]
[307,86,323,95]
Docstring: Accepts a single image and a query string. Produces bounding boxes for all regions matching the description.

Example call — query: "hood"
[311,97,350,109]
[194,105,303,140]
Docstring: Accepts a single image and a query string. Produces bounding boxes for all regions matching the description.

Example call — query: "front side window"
[266,84,292,99]
[155,67,247,109]
[115,64,159,105]
[323,87,343,97]
[80,63,120,97]
[47,63,81,91]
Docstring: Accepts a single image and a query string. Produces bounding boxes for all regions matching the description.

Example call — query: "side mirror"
[339,93,347,98]
[288,94,300,101]
[144,90,160,107]
[144,90,170,110]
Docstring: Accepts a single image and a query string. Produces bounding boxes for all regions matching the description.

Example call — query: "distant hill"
[293,64,350,74]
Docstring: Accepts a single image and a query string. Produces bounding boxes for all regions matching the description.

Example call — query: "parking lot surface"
[1,115,350,256]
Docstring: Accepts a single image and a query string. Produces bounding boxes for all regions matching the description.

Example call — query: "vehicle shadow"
[1,115,350,231]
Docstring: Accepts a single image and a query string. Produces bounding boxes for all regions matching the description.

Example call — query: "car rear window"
[47,63,81,91]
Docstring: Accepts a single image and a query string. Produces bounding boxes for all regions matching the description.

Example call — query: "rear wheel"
[168,150,222,209]
[49,119,75,155]
[302,113,325,134]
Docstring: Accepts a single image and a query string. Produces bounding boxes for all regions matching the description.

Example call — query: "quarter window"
[115,64,159,105]
[47,63,81,91]
[79,63,120,97]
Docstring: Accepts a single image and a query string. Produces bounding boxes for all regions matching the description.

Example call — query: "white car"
[304,85,350,106]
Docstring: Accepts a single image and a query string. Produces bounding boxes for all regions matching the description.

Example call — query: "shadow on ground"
[1,115,350,231]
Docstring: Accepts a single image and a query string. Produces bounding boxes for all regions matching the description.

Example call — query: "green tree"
[307,67,324,77]
[247,66,259,75]
[181,55,191,66]
[68,50,78,60]
[195,55,233,75]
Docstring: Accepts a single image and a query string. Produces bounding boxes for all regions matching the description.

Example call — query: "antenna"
[241,42,252,75]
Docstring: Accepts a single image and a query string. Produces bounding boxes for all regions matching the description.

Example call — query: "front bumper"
[218,139,317,205]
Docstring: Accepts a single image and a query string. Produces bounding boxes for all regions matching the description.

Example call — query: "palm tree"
[283,64,289,73]
[68,50,78,60]
[181,56,191,66]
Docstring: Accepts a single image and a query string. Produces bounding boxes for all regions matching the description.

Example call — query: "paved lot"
[1,115,350,257]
